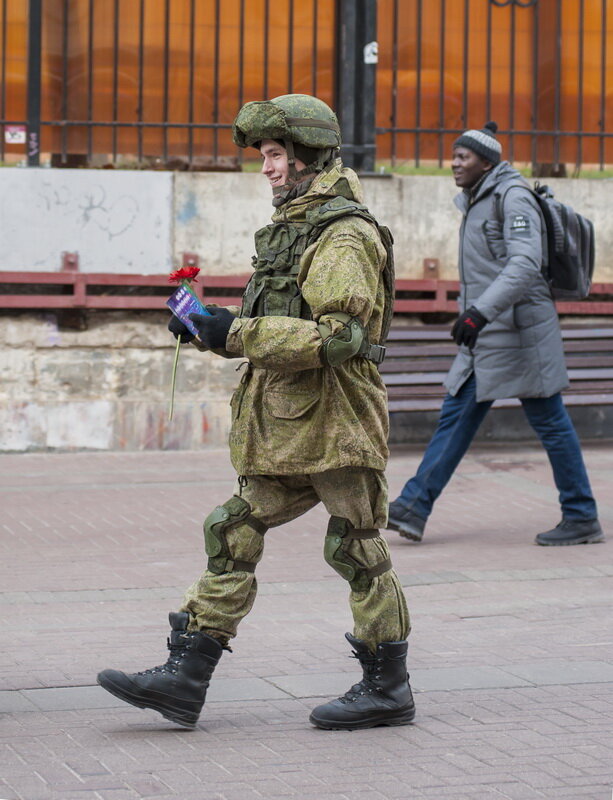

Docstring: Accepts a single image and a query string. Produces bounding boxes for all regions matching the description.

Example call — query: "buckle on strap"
[364,343,386,364]
[208,557,257,574]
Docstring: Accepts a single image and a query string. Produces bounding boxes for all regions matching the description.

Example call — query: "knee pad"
[204,496,267,575]
[324,516,392,592]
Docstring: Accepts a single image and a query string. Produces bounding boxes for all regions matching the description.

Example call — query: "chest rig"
[240,196,388,325]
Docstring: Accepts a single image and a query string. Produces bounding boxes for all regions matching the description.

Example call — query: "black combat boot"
[97,612,223,728]
[387,501,427,542]
[309,633,415,730]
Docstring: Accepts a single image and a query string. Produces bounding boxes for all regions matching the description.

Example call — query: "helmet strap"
[270,142,338,203]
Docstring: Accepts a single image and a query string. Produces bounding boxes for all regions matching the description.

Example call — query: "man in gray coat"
[387,121,604,547]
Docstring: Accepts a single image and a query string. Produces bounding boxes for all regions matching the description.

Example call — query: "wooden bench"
[383,324,613,413]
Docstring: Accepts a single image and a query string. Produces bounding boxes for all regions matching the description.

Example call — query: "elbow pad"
[318,312,386,367]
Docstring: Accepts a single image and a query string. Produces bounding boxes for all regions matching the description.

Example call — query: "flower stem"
[168,336,181,421]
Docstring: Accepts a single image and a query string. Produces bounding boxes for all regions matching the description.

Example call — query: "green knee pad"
[323,516,392,592]
[204,496,267,575]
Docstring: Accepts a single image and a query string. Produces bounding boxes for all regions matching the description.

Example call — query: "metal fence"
[377,0,613,171]
[1,0,612,171]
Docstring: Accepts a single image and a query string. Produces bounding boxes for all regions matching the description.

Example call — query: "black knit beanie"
[453,121,502,165]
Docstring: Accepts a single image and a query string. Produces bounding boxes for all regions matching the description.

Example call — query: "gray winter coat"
[444,161,569,402]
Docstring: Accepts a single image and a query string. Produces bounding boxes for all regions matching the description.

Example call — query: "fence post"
[26,0,42,166]
[335,0,377,172]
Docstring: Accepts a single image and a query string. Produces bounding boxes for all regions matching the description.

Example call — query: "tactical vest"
[240,196,395,348]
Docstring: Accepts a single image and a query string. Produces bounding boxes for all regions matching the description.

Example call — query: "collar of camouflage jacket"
[271,159,365,224]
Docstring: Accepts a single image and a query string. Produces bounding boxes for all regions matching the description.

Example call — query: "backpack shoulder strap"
[494,179,534,223]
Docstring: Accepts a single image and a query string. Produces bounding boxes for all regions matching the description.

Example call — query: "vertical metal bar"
[61,0,69,163]
[553,0,561,168]
[213,0,220,161]
[188,0,196,165]
[462,0,469,129]
[238,0,245,107]
[599,0,607,170]
[312,0,318,96]
[335,0,356,168]
[576,0,584,172]
[509,3,516,163]
[288,0,294,93]
[531,0,539,169]
[26,0,42,166]
[1,0,8,161]
[137,0,145,162]
[163,0,170,162]
[263,0,269,98]
[391,0,398,166]
[437,0,445,167]
[112,0,120,161]
[237,0,245,167]
[87,0,94,162]
[361,0,377,171]
[485,0,492,122]
[415,0,422,167]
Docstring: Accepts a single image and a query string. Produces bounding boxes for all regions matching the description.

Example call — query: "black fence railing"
[0,0,611,172]
[376,0,613,172]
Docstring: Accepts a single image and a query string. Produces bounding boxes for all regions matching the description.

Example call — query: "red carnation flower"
[168,266,200,284]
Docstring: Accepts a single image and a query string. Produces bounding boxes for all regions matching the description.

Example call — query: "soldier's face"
[260,139,306,189]
[451,146,492,188]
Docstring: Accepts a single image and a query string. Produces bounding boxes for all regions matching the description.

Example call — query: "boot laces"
[136,632,193,676]
[338,650,384,704]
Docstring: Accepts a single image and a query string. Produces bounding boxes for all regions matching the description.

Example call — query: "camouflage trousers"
[180,467,410,654]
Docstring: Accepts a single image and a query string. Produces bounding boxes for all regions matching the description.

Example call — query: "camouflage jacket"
[224,160,389,475]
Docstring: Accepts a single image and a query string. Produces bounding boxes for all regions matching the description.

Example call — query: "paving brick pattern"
[1,443,613,799]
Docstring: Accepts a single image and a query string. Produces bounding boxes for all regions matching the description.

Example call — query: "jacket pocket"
[263,369,320,420]
[483,220,506,261]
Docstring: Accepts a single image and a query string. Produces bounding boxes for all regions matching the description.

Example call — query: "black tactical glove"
[168,314,195,343]
[451,306,488,349]
[189,307,236,349]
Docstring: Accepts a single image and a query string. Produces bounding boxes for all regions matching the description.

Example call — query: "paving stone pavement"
[1,442,613,800]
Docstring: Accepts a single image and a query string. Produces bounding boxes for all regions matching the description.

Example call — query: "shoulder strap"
[306,197,396,350]
[494,179,533,223]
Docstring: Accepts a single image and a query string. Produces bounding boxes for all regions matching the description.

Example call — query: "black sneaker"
[386,501,427,542]
[535,518,604,546]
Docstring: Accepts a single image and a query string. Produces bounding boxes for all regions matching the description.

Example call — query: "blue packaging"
[166,285,211,336]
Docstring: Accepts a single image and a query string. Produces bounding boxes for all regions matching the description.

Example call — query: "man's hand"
[189,307,236,349]
[451,306,488,349]
[168,315,195,343]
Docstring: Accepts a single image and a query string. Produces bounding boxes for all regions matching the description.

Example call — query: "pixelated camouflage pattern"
[232,94,341,150]
[225,159,389,475]
[180,469,410,652]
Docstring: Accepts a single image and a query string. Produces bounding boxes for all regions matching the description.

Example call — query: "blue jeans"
[397,373,597,521]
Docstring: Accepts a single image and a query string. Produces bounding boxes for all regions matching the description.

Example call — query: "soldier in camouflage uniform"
[97,94,415,731]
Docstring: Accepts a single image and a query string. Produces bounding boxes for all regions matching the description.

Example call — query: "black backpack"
[497,181,595,300]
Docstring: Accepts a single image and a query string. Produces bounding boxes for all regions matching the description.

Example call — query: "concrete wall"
[0,169,173,272]
[1,167,612,452]
[2,167,612,280]
[0,313,240,452]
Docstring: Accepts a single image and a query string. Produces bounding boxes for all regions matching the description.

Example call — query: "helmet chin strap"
[271,139,300,199]
[272,140,336,201]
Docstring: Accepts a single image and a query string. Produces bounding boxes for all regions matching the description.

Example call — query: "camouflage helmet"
[232,93,341,151]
